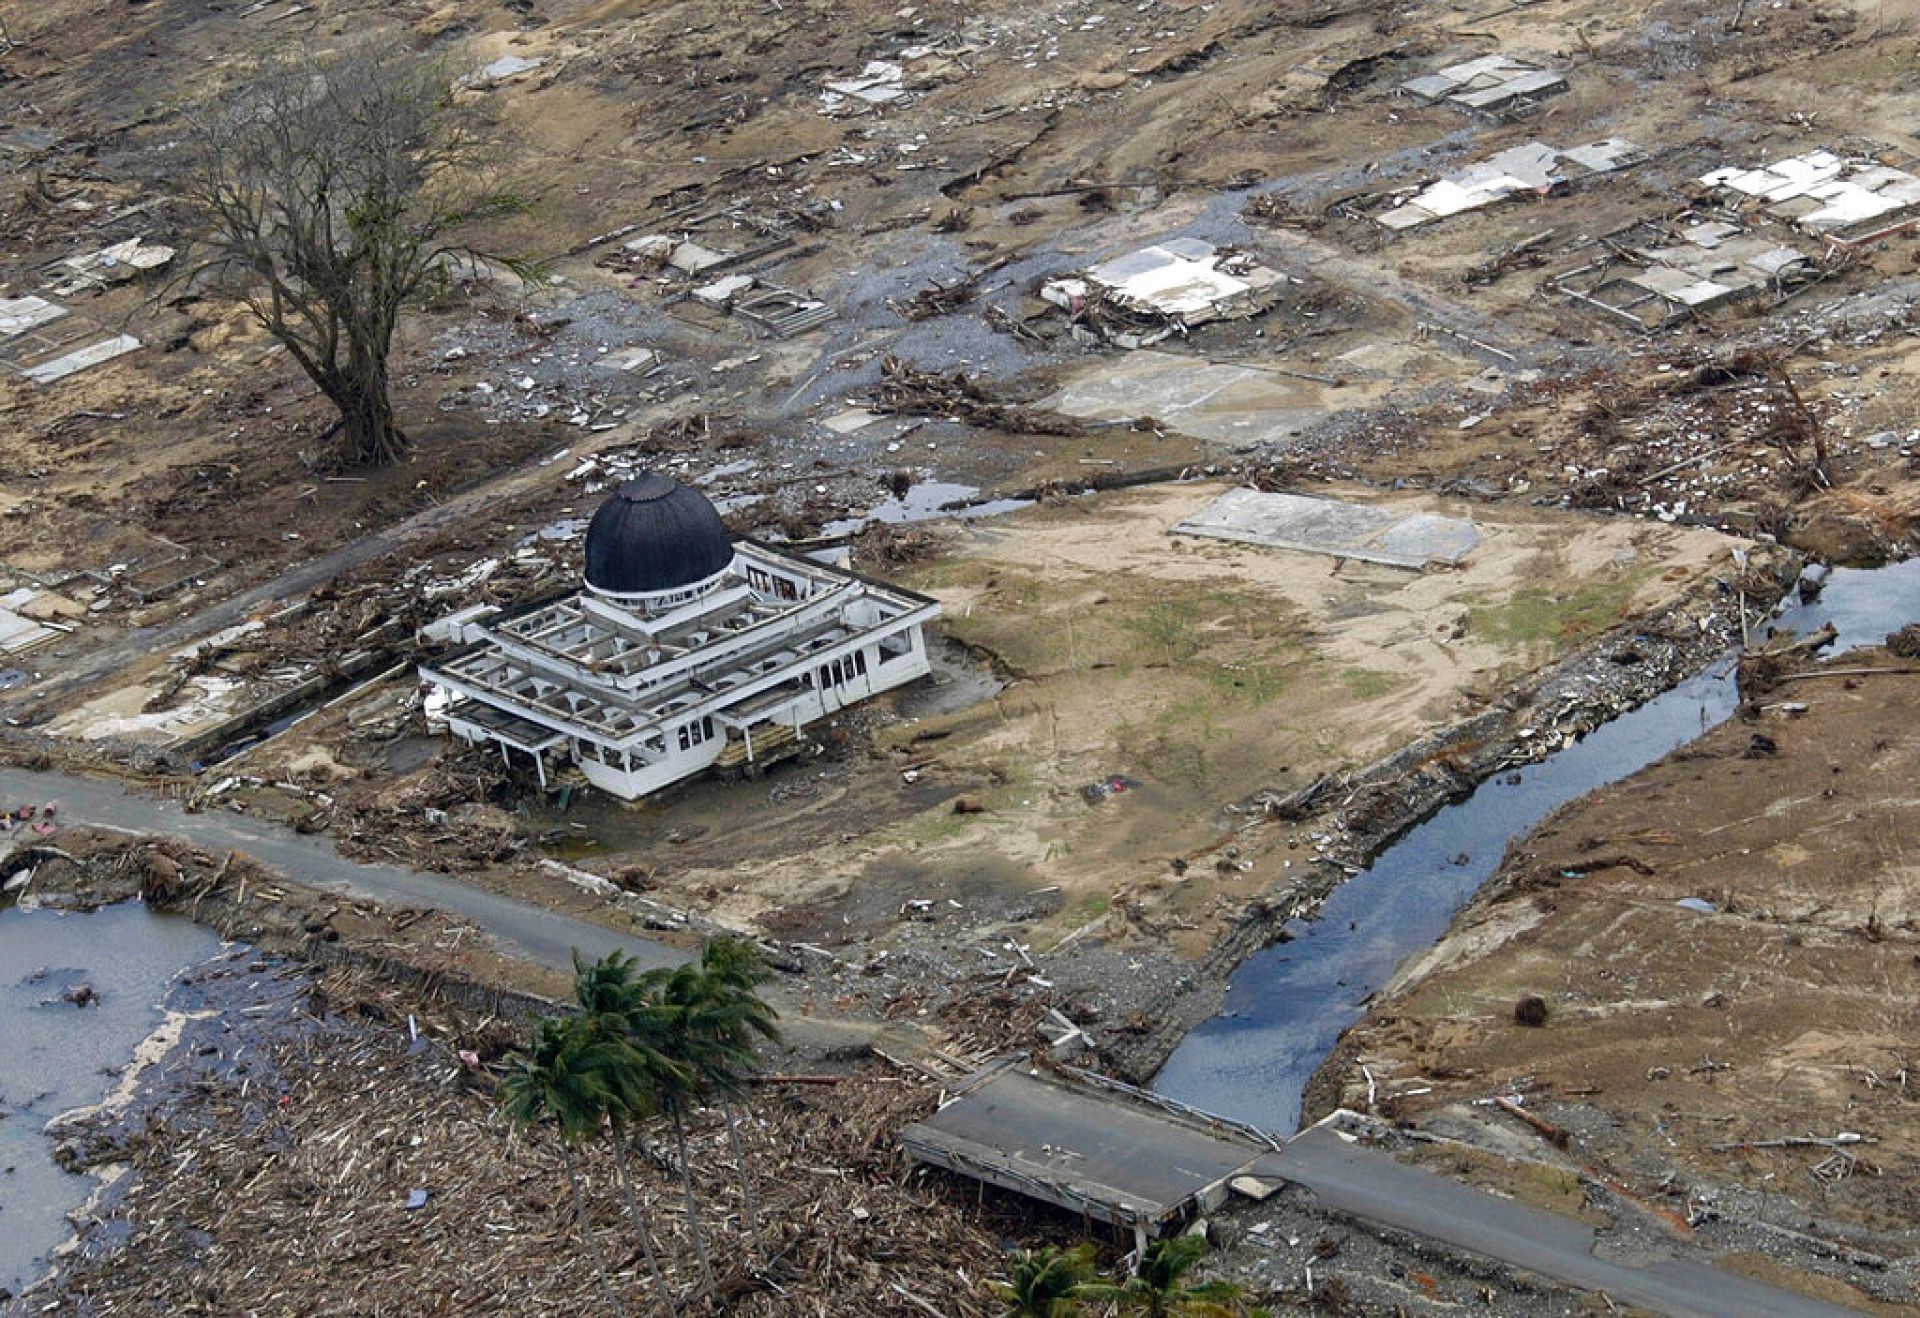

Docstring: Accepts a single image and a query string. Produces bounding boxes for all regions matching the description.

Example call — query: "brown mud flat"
[9,0,1920,1305]
[1310,647,1920,1308]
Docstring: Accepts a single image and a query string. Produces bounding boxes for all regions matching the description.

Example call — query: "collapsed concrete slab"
[22,333,142,384]
[0,295,68,338]
[1554,214,1821,329]
[0,598,59,657]
[464,55,544,89]
[620,207,797,276]
[1172,488,1479,569]
[1377,138,1642,230]
[1699,149,1920,243]
[626,234,730,274]
[1398,54,1567,115]
[1043,351,1329,448]
[1,297,143,385]
[822,59,908,109]
[1040,238,1286,347]
[689,273,834,336]
[818,35,983,115]
[45,236,174,296]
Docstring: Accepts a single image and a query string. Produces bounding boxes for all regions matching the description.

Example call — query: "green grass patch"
[1464,573,1646,651]
[1339,666,1409,701]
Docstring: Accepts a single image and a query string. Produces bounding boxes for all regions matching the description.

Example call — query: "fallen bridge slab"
[900,1056,1278,1241]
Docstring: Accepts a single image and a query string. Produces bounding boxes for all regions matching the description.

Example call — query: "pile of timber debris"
[870,355,1083,436]
[38,959,1049,1317]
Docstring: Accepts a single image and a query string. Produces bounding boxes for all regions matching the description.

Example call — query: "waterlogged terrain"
[0,899,217,1297]
[1156,559,1920,1131]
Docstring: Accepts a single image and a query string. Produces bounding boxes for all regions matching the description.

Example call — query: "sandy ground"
[234,481,1740,966]
[8,0,1920,745]
[1316,647,1920,1293]
[98,471,1756,1107]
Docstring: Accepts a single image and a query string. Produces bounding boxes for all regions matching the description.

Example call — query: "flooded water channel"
[0,899,218,1298]
[1155,558,1920,1133]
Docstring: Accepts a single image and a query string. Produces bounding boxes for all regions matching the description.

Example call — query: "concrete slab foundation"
[1172,488,1480,569]
[1043,352,1327,449]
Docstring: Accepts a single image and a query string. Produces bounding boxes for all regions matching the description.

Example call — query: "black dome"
[584,473,734,596]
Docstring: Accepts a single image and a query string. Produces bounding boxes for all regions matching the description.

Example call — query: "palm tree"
[501,1015,633,1318]
[682,938,780,1248]
[627,938,779,1295]
[1075,1237,1245,1317]
[645,1012,721,1303]
[991,1243,1094,1316]
[572,952,686,1317]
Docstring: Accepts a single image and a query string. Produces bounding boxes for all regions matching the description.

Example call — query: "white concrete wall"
[444,619,936,801]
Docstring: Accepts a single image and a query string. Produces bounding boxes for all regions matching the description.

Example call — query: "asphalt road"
[1,769,1867,1314]
[1270,1128,1861,1318]
[0,764,687,972]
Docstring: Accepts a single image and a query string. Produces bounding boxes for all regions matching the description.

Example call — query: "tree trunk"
[670,1111,719,1302]
[565,1144,630,1318]
[336,363,409,466]
[723,1104,763,1255]
[609,1136,679,1315]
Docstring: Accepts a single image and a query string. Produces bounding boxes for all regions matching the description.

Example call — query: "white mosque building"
[419,472,941,799]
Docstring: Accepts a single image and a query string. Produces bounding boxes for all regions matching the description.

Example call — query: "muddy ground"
[4,840,1608,1316]
[1312,646,1920,1308]
[8,0,1920,1306]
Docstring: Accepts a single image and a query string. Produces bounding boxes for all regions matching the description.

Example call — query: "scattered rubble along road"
[1278,1126,1858,1318]
[6,422,651,725]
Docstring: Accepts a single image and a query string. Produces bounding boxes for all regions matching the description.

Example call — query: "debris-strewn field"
[1315,646,1920,1307]
[38,955,1033,1318]
[10,0,1920,1306]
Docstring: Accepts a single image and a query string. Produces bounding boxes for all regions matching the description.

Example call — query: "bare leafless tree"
[179,41,526,466]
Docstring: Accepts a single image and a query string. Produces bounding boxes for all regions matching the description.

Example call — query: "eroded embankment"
[1095,553,1798,1092]
[1294,642,1920,1304]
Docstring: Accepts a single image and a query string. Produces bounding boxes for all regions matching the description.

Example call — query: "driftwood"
[1492,1096,1572,1149]
[36,963,1052,1317]
[870,356,1083,436]
[1737,621,1838,698]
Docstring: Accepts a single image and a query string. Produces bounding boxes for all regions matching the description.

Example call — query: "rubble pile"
[1542,352,1836,523]
[331,746,525,871]
[36,961,1040,1318]
[870,355,1083,435]
[1039,239,1286,348]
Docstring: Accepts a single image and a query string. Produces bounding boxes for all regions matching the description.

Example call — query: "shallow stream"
[1154,558,1920,1132]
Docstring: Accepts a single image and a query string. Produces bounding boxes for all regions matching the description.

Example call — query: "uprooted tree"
[179,41,525,466]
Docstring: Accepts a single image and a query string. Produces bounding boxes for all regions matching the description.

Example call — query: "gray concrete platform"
[899,1058,1275,1234]
[1172,487,1479,569]
[1042,352,1329,449]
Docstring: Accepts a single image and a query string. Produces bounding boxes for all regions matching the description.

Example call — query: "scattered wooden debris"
[870,355,1083,435]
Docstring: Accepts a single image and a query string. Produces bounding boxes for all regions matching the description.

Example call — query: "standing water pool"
[0,898,218,1298]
